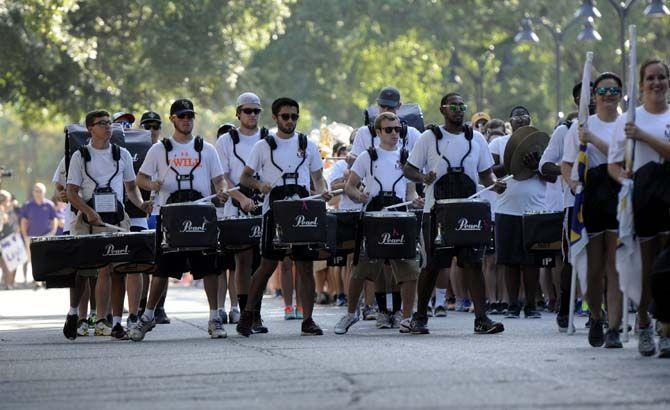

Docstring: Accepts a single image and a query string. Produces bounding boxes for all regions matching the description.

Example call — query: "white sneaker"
[334,313,359,335]
[228,308,240,324]
[638,326,657,357]
[399,317,412,334]
[208,319,227,339]
[77,319,89,336]
[376,311,391,329]
[130,316,155,342]
[94,320,112,336]
[390,311,403,328]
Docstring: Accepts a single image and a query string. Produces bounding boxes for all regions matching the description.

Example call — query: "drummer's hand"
[321,191,334,201]
[412,197,425,208]
[356,191,370,204]
[140,201,153,214]
[423,171,436,185]
[578,127,593,144]
[618,169,633,183]
[624,122,644,141]
[85,210,102,226]
[239,196,257,212]
[492,179,507,194]
[216,188,229,203]
[150,180,163,192]
[523,152,541,171]
[258,182,272,194]
[57,190,68,203]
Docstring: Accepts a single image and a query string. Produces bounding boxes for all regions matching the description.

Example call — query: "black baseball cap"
[170,99,196,116]
[140,111,162,125]
[376,87,401,107]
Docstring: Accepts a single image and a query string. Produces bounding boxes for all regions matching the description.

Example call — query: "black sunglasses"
[279,113,299,121]
[93,120,113,127]
[241,108,262,115]
[143,123,161,130]
[380,126,402,134]
[176,112,195,119]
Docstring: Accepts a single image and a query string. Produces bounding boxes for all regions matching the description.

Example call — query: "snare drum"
[522,211,563,252]
[218,215,262,250]
[362,211,417,260]
[271,199,327,246]
[159,203,218,252]
[432,199,491,247]
[327,209,361,253]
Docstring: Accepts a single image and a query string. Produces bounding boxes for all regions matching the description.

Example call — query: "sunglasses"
[380,126,402,134]
[279,113,299,121]
[442,103,467,112]
[511,114,531,121]
[176,112,195,119]
[595,86,622,96]
[379,104,397,110]
[93,120,113,127]
[241,108,262,115]
[143,123,161,130]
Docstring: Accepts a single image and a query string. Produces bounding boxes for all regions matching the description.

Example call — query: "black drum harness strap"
[78,144,125,227]
[427,124,477,200]
[266,133,310,202]
[229,127,268,215]
[162,136,204,203]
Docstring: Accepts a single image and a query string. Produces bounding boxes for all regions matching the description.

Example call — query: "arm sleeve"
[562,124,579,163]
[326,162,344,185]
[488,138,501,156]
[206,146,224,179]
[608,116,626,164]
[406,133,427,170]
[350,153,368,180]
[476,134,495,172]
[52,158,65,184]
[308,143,323,172]
[350,127,369,157]
[540,125,565,170]
[138,145,159,178]
[66,151,84,187]
[122,150,136,182]
[216,136,231,174]
[246,141,263,173]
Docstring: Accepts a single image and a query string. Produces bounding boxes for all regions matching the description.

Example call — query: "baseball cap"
[471,112,491,125]
[170,99,196,116]
[236,92,261,108]
[139,111,162,125]
[376,87,401,107]
[112,112,135,124]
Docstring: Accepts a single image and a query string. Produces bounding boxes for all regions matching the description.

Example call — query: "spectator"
[1,190,18,289]
[20,183,58,284]
[52,194,67,236]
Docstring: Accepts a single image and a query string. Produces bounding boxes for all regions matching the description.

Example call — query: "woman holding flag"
[608,58,670,358]
[563,72,624,348]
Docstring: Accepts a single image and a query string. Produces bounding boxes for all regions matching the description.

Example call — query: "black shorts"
[261,211,320,261]
[422,213,485,269]
[485,222,496,255]
[634,162,670,238]
[583,164,620,234]
[217,251,236,272]
[495,213,535,266]
[156,251,219,280]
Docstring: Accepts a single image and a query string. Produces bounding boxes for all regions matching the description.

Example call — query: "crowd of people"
[16,57,670,359]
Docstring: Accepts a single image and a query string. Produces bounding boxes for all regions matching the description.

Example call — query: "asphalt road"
[1,286,669,409]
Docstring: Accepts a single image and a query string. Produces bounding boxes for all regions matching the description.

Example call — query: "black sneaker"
[236,311,253,337]
[301,318,323,336]
[434,305,447,317]
[524,307,542,319]
[252,312,269,334]
[604,328,623,348]
[504,304,520,319]
[408,313,429,334]
[588,318,605,347]
[474,316,505,334]
[63,314,78,340]
[111,323,128,340]
[155,308,171,324]
[556,315,569,333]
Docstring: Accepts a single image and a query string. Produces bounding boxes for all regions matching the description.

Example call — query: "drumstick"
[193,186,241,204]
[382,201,415,211]
[303,189,343,201]
[466,175,513,199]
[100,222,128,232]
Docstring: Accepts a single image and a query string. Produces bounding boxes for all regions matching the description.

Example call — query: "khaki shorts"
[71,212,131,275]
[351,256,419,284]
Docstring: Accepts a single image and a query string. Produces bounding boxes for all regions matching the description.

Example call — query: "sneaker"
[434,305,447,317]
[588,318,605,347]
[218,309,228,324]
[94,319,112,336]
[659,336,670,358]
[284,306,296,320]
[455,299,468,312]
[87,314,97,328]
[524,307,542,319]
[604,328,623,348]
[301,318,323,336]
[111,323,128,340]
[334,312,359,334]
[127,317,141,341]
[208,319,227,339]
[236,311,253,337]
[252,312,269,334]
[274,288,282,298]
[408,313,429,334]
[316,292,330,305]
[336,293,347,307]
[446,298,456,311]
[474,316,505,334]
[638,325,657,357]
[498,302,509,315]
[63,314,78,340]
[76,319,89,337]
[504,304,520,319]
[129,316,155,342]
[390,311,403,328]
[376,311,392,329]
[556,315,569,333]
[399,317,412,334]
[655,320,662,336]
[155,308,171,324]
[228,308,240,324]
[295,306,304,320]
[426,305,434,317]
[362,305,378,321]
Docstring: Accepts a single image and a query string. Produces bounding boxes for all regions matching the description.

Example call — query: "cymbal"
[509,130,550,181]
[503,125,538,175]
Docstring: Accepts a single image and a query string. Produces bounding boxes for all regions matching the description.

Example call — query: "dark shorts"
[217,251,236,272]
[583,164,620,234]
[495,213,535,266]
[156,251,219,280]
[485,222,496,255]
[422,213,485,270]
[261,211,320,261]
[634,162,670,238]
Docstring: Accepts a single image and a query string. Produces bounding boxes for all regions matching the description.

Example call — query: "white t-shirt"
[139,137,223,214]
[477,184,498,220]
[407,127,493,213]
[246,132,323,214]
[215,128,262,217]
[489,135,546,216]
[540,124,574,209]
[67,144,136,205]
[609,106,670,172]
[351,147,408,203]
[326,159,361,210]
[350,125,420,158]
[52,157,74,232]
[564,114,618,169]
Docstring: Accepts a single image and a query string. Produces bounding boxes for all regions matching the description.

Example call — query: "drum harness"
[227,127,268,216]
[161,136,205,204]
[265,133,311,202]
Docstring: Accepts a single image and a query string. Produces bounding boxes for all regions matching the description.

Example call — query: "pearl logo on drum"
[455,218,482,231]
[378,232,405,245]
[180,219,208,233]
[292,215,319,228]
[250,225,262,238]
[103,244,130,257]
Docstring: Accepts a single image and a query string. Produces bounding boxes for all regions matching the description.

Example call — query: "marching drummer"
[403,92,505,335]
[215,92,268,333]
[236,97,331,337]
[134,98,230,341]
[64,110,151,341]
[334,112,421,334]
